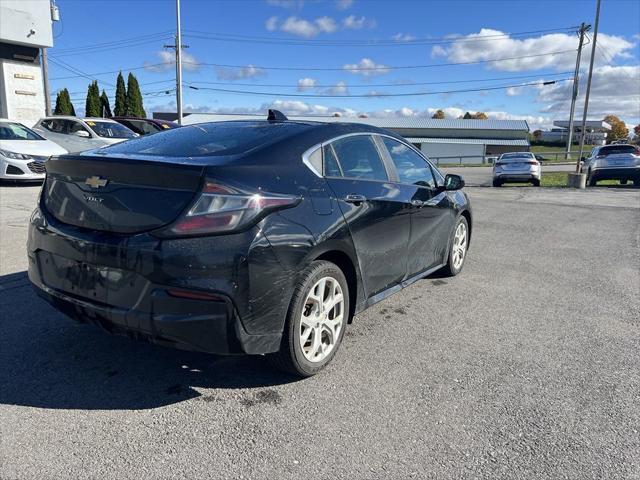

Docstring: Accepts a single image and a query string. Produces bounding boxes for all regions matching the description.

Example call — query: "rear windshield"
[500,152,534,160]
[86,121,137,139]
[599,145,638,155]
[100,121,309,157]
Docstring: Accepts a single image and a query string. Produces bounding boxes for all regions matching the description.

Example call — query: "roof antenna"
[267,109,288,122]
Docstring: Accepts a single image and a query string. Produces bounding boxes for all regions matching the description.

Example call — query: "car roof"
[37,116,118,123]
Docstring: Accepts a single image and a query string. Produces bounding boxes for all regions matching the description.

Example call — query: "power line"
[49,79,176,97]
[183,26,577,47]
[187,78,572,98]
[49,49,577,80]
[192,71,573,89]
[53,31,174,54]
[48,57,116,87]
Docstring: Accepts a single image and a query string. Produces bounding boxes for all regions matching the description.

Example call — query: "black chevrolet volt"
[28,111,472,377]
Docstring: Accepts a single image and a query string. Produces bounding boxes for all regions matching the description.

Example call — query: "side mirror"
[73,130,90,138]
[444,174,465,191]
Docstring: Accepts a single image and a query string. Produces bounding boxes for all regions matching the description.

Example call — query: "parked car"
[112,116,180,136]
[492,152,541,187]
[33,116,137,153]
[0,119,67,182]
[27,110,472,377]
[583,144,640,186]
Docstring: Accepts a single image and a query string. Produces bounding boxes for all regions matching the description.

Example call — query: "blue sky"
[50,0,640,129]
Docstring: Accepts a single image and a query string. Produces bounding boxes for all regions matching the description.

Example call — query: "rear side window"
[330,135,388,181]
[382,137,435,188]
[101,121,310,157]
[323,145,342,177]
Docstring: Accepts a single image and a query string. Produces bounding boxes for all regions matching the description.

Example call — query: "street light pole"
[175,0,183,125]
[565,23,589,160]
[576,0,602,172]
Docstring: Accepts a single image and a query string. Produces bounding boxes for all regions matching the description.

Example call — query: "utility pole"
[41,48,52,116]
[164,0,187,125]
[577,0,602,172]
[565,23,590,160]
[175,0,183,124]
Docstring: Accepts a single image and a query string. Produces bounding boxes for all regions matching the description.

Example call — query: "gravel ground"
[1,182,639,479]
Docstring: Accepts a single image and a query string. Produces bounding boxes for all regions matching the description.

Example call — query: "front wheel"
[268,261,349,377]
[492,178,502,187]
[441,216,469,277]
[532,178,541,187]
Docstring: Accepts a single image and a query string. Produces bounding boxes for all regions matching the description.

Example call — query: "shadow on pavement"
[0,271,298,411]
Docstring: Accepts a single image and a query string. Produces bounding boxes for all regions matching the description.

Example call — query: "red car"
[111,117,180,136]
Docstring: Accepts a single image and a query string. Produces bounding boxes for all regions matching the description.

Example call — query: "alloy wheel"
[299,276,344,363]
[452,222,467,270]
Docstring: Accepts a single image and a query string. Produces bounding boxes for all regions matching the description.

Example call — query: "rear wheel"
[620,179,628,185]
[587,171,597,186]
[532,178,541,187]
[268,261,349,377]
[441,216,469,277]
[492,178,502,187]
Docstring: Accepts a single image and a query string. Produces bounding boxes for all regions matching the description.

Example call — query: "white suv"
[33,117,137,153]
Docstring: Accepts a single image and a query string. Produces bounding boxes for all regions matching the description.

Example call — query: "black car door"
[378,136,454,276]
[322,134,412,298]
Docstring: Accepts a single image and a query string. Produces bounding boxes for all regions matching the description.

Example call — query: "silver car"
[492,152,541,187]
[583,144,640,186]
[32,116,137,153]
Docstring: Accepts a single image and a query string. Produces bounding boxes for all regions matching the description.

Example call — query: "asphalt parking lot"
[1,181,639,479]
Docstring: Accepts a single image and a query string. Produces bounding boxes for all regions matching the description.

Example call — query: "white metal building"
[157,112,530,164]
[0,0,54,125]
[539,120,611,145]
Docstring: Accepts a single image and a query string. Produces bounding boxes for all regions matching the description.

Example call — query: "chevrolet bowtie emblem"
[85,176,108,188]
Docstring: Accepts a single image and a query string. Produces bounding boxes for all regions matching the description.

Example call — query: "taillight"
[156,181,300,237]
[527,161,539,165]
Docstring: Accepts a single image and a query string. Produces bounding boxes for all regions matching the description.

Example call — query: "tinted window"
[330,135,387,181]
[599,145,638,155]
[124,119,159,135]
[69,121,89,135]
[382,137,435,188]
[0,121,43,140]
[101,121,309,157]
[86,121,136,139]
[323,145,342,177]
[501,152,534,159]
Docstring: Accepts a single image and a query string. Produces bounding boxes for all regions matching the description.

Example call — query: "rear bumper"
[494,172,540,182]
[27,206,287,355]
[591,167,640,181]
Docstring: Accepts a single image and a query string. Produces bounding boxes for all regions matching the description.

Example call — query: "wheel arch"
[460,209,472,247]
[313,249,359,323]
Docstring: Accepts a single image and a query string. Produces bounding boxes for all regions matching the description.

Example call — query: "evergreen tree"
[114,72,126,116]
[100,90,112,118]
[462,112,473,119]
[53,88,76,116]
[85,81,102,117]
[125,73,146,118]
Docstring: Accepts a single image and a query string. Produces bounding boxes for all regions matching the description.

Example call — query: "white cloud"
[505,86,523,96]
[393,32,416,42]
[324,81,349,95]
[266,14,375,37]
[342,15,376,30]
[297,77,317,91]
[214,64,267,81]
[265,16,279,31]
[144,50,201,72]
[431,29,636,72]
[270,15,337,37]
[343,57,390,77]
[335,0,353,10]
[536,65,640,124]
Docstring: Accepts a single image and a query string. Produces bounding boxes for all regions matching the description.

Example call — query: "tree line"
[53,72,146,118]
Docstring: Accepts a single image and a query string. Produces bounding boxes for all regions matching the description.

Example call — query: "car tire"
[492,179,502,187]
[268,260,349,377]
[620,179,628,185]
[441,216,469,277]
[588,171,597,186]
[532,178,541,187]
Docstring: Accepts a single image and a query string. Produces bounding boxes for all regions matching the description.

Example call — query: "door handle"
[411,199,424,208]
[344,194,367,205]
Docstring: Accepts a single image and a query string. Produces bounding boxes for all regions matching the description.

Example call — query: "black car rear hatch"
[43,154,205,234]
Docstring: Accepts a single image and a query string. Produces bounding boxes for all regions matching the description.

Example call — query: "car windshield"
[599,145,638,155]
[100,121,310,157]
[86,121,137,139]
[0,121,44,140]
